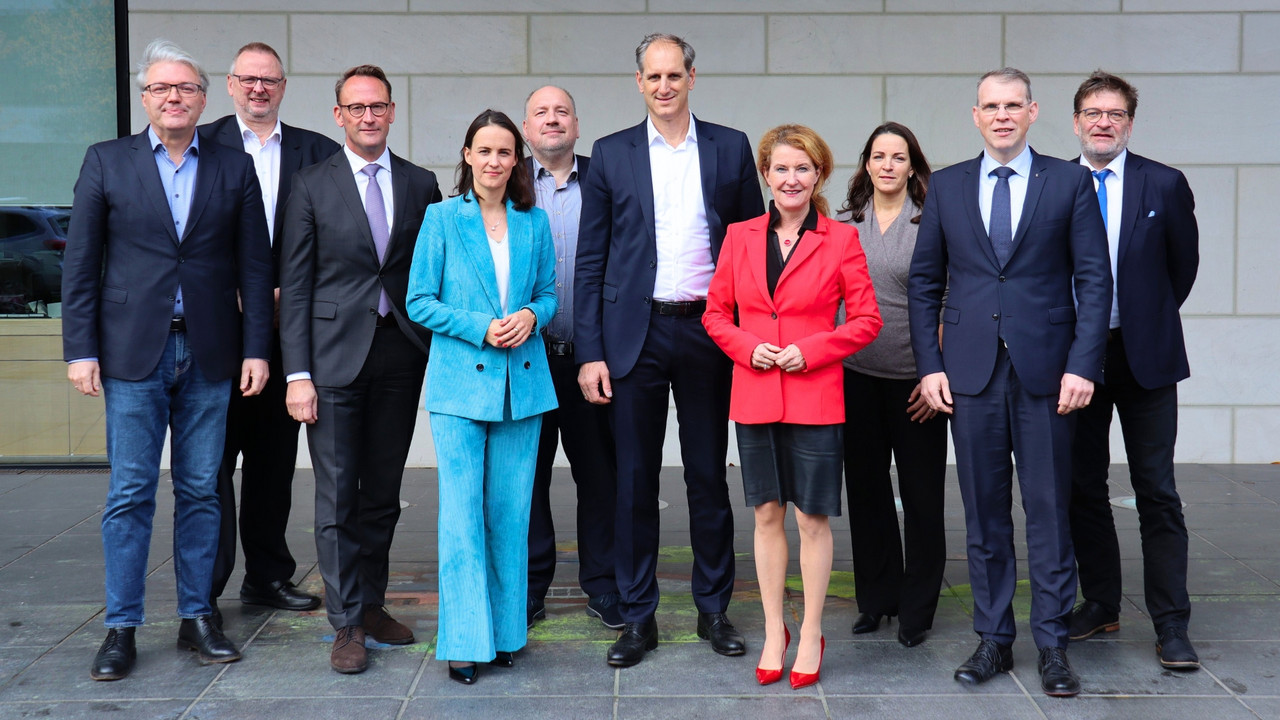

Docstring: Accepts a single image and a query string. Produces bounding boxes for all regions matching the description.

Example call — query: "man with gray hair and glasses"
[63,38,274,680]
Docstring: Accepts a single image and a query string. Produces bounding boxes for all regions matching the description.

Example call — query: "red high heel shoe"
[789,636,825,689]
[755,626,790,685]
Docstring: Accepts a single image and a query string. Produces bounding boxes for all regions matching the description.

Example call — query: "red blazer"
[704,211,882,425]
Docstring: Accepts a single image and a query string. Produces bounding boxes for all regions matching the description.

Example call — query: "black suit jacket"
[62,129,274,382]
[574,117,764,377]
[1076,151,1198,389]
[908,149,1112,396]
[278,148,441,387]
[200,115,341,284]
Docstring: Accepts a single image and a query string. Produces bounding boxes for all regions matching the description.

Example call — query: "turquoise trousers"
[431,410,542,662]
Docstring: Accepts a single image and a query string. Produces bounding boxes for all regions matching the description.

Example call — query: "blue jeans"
[101,331,230,627]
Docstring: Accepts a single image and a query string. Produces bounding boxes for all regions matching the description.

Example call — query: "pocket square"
[1148,210,1156,217]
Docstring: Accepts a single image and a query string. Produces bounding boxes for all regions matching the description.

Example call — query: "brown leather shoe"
[363,605,414,645]
[331,625,367,674]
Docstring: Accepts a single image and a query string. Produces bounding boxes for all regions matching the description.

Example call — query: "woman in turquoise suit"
[406,109,557,685]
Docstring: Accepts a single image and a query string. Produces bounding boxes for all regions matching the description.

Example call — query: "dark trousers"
[528,351,619,602]
[842,369,948,632]
[611,311,734,623]
[951,345,1077,650]
[1070,331,1189,631]
[212,336,301,599]
[309,326,426,629]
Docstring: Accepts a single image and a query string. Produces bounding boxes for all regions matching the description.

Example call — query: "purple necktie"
[361,164,392,316]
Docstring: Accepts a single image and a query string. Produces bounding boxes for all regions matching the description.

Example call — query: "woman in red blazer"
[704,124,882,689]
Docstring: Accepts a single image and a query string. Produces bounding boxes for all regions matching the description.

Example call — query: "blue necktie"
[1092,169,1112,229]
[362,164,392,316]
[989,166,1015,267]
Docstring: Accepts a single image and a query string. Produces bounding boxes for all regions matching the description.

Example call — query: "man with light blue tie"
[908,67,1111,697]
[1064,71,1201,671]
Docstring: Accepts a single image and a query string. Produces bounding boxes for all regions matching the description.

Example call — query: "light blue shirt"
[532,156,581,342]
[149,126,200,317]
[978,144,1033,238]
[1081,149,1125,329]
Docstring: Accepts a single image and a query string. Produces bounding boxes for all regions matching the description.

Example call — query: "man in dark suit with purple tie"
[1064,70,1201,672]
[908,67,1112,697]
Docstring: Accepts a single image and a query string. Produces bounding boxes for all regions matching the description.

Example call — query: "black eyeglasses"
[339,102,390,118]
[1077,108,1130,123]
[143,82,204,98]
[231,74,283,89]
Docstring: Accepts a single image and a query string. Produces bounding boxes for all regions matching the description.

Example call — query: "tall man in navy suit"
[202,41,339,619]
[575,33,764,667]
[908,68,1111,697]
[63,39,274,681]
[1064,71,1201,671]
[521,85,623,631]
[279,64,440,674]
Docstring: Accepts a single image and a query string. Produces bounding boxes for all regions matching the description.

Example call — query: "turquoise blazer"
[407,193,558,422]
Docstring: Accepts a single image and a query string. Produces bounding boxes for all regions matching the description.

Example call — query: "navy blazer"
[908,149,1112,397]
[1079,152,1198,389]
[573,116,764,377]
[62,129,274,382]
[200,115,340,284]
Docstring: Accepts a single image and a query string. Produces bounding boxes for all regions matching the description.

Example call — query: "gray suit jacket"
[278,149,441,387]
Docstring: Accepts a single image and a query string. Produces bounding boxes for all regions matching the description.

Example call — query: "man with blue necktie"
[1064,71,1201,671]
[908,67,1111,697]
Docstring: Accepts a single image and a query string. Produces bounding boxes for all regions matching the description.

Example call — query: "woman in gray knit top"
[839,122,948,648]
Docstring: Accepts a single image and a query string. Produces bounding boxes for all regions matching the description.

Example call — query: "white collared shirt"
[979,144,1034,237]
[1081,149,1126,329]
[236,115,282,243]
[343,144,395,229]
[647,114,712,301]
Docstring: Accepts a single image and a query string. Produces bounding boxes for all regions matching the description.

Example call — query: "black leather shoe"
[240,579,322,611]
[898,626,926,648]
[696,612,746,656]
[1156,627,1201,670]
[177,615,242,664]
[489,651,514,667]
[852,612,884,634]
[586,592,625,630]
[448,661,479,685]
[954,639,1013,685]
[90,628,136,681]
[1067,600,1119,641]
[1038,647,1081,697]
[527,596,546,630]
[607,618,658,667]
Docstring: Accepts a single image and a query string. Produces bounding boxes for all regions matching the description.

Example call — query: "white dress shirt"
[1081,149,1125,329]
[979,144,1034,237]
[236,115,282,243]
[647,114,713,301]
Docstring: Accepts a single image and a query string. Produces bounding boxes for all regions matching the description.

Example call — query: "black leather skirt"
[736,422,843,517]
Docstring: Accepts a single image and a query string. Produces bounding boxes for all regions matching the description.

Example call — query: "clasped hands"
[751,342,806,373]
[485,308,537,349]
